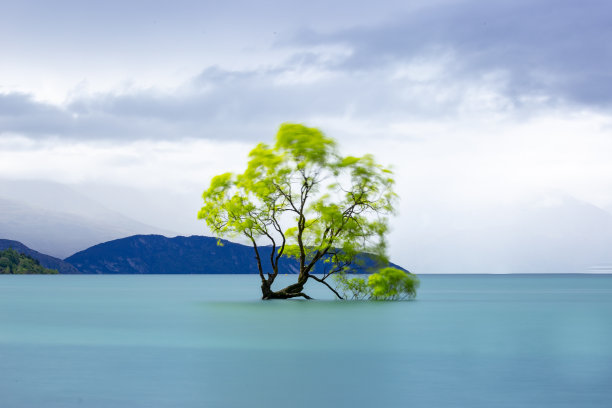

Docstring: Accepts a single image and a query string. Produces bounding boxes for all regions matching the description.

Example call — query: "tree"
[335,267,419,300]
[198,123,413,300]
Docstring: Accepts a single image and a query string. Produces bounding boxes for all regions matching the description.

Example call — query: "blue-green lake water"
[1,274,611,407]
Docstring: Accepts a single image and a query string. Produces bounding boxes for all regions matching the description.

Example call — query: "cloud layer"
[292,0,612,107]
[1,0,610,142]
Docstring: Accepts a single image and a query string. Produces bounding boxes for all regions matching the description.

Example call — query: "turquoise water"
[1,274,611,407]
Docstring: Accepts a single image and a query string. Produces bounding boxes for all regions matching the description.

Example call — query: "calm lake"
[1,274,611,407]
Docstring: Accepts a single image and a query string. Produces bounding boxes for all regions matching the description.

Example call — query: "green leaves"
[368,267,419,300]
[335,268,419,300]
[275,123,336,166]
[338,155,360,168]
[0,248,58,274]
[334,273,369,300]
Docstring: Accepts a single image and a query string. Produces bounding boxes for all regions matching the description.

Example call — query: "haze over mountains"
[400,194,612,273]
[0,179,173,258]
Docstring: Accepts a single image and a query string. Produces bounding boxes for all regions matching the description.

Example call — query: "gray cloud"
[291,0,612,108]
[0,93,179,140]
[2,0,610,142]
[0,93,75,136]
[0,61,399,141]
[1,53,520,142]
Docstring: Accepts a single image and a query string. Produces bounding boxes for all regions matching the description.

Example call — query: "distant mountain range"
[66,235,260,274]
[65,235,403,275]
[0,239,81,274]
[0,235,405,275]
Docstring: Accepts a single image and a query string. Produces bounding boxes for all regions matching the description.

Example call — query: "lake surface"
[1,274,611,407]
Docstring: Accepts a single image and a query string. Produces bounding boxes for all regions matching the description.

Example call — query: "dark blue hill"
[64,235,406,275]
[0,239,81,274]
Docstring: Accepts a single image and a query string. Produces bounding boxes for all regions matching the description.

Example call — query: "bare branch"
[247,233,266,284]
[308,274,344,299]
[271,211,286,277]
[271,181,299,214]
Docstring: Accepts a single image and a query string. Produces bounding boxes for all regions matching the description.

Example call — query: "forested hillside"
[0,248,58,274]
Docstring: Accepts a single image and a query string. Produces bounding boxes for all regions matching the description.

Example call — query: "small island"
[0,248,58,274]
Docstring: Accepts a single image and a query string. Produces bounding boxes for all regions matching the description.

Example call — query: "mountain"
[0,247,58,274]
[0,179,175,258]
[0,239,81,274]
[65,234,405,274]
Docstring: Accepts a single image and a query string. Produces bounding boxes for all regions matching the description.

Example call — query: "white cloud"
[0,137,252,191]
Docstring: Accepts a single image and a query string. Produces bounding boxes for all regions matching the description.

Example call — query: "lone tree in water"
[199,123,412,300]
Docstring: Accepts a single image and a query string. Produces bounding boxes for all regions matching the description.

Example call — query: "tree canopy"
[335,267,419,300]
[198,123,416,300]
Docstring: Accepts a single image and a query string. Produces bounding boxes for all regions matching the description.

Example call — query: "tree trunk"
[261,279,312,300]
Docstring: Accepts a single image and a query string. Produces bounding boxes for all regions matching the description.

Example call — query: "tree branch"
[308,274,344,299]
[286,292,313,300]
[270,210,286,278]
[247,234,266,284]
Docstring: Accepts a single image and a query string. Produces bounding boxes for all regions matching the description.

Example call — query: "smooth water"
[1,274,611,407]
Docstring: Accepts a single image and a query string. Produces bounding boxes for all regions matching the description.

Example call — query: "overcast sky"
[1,0,612,269]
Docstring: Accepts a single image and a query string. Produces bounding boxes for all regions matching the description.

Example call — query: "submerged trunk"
[261,277,312,300]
